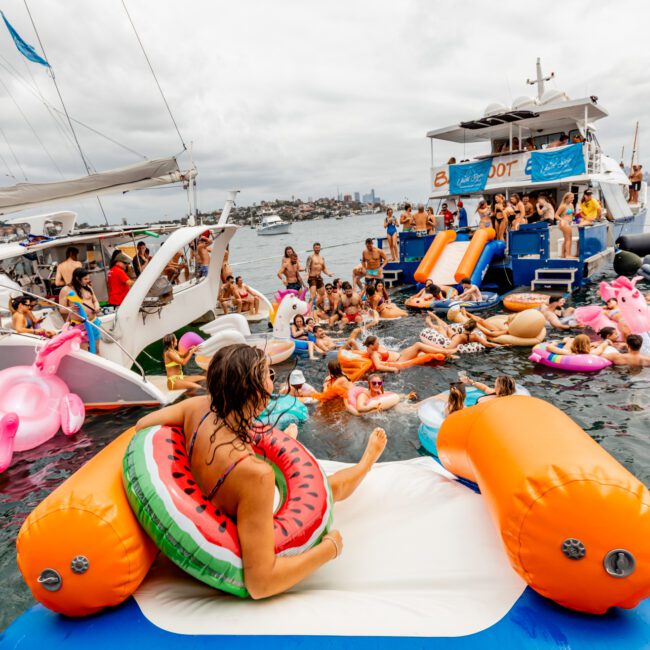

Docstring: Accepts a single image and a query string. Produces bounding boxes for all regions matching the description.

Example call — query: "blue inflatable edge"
[3,591,648,649]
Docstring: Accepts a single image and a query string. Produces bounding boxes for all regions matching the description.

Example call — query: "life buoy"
[123,424,333,598]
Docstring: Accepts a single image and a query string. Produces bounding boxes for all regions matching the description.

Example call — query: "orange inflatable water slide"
[437,395,650,614]
[16,428,157,617]
[414,228,495,285]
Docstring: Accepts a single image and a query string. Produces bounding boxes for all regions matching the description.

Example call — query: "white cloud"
[0,0,648,223]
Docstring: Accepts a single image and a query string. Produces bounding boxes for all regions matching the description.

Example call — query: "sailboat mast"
[629,121,639,171]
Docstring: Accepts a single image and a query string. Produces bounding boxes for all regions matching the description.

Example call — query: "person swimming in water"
[546,334,608,357]
[162,333,205,392]
[136,344,387,598]
[459,373,516,402]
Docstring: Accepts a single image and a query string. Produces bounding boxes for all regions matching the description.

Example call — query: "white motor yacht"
[257,214,291,235]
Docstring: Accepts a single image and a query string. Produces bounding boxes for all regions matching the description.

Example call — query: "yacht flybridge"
[0,163,241,407]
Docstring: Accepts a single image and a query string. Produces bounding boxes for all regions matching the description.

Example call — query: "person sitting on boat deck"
[136,344,390,598]
[608,334,650,367]
[221,245,232,284]
[460,373,516,402]
[548,133,569,148]
[629,164,643,204]
[54,246,82,288]
[476,200,492,229]
[535,194,556,224]
[456,278,482,302]
[412,204,429,236]
[399,203,413,231]
[162,333,205,392]
[132,241,150,277]
[440,203,454,230]
[361,238,387,282]
[164,250,188,284]
[195,236,211,279]
[107,252,134,308]
[577,189,602,224]
[425,311,501,349]
[546,334,608,357]
[280,369,316,400]
[66,268,102,353]
[524,137,536,151]
[306,242,333,302]
[278,251,304,292]
[218,275,242,313]
[11,296,54,338]
[362,334,455,373]
[540,295,576,331]
[235,276,260,316]
[383,207,399,261]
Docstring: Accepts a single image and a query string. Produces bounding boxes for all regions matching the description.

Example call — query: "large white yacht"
[257,214,291,235]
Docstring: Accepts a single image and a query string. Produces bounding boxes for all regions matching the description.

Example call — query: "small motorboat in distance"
[257,214,291,236]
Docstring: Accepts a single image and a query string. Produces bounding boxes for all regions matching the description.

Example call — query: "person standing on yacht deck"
[107,253,134,308]
[55,247,82,287]
[383,207,399,261]
[399,203,413,231]
[536,195,556,224]
[413,205,429,235]
[548,133,569,148]
[441,203,454,230]
[196,236,211,279]
[457,201,468,228]
[132,241,149,277]
[629,165,643,204]
[306,242,332,302]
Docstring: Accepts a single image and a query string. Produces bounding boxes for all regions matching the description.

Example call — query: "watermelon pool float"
[123,425,333,598]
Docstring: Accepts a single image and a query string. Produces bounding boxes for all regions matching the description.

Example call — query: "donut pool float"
[347,384,400,411]
[418,385,529,457]
[256,394,309,429]
[123,424,333,598]
[529,343,612,372]
[503,292,549,312]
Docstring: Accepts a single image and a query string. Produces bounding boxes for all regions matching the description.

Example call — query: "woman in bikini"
[423,312,501,352]
[136,344,387,598]
[363,283,406,319]
[493,194,508,241]
[509,193,527,231]
[362,334,455,373]
[291,314,310,340]
[66,268,103,353]
[162,333,205,392]
[556,192,576,258]
[235,276,260,315]
[11,296,55,338]
[476,200,493,229]
[459,373,516,402]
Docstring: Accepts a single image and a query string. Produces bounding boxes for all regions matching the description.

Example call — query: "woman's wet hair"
[598,326,616,340]
[162,333,176,350]
[365,285,376,296]
[327,357,347,379]
[363,335,378,347]
[206,345,271,455]
[463,319,477,332]
[495,375,515,396]
[571,334,591,355]
[548,295,563,305]
[448,382,466,414]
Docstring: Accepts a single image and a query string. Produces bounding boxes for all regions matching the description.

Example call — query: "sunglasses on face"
[370,380,383,386]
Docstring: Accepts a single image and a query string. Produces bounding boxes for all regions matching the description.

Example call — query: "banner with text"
[449,158,492,194]
[530,143,586,183]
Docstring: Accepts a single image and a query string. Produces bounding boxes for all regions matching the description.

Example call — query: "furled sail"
[0,158,195,215]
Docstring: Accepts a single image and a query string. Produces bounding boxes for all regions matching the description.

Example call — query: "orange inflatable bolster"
[391,352,445,369]
[414,230,456,283]
[16,428,158,617]
[437,395,650,614]
[311,381,351,402]
[335,349,373,382]
[454,227,495,283]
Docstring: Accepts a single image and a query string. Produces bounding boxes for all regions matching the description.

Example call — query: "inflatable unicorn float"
[574,276,650,352]
[0,328,86,472]
[192,293,310,369]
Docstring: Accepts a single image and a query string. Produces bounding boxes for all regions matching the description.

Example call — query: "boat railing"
[0,283,147,382]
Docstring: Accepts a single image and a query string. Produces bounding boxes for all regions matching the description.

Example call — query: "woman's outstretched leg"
[328,427,386,502]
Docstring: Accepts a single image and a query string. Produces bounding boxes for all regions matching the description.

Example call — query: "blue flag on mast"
[1,11,50,67]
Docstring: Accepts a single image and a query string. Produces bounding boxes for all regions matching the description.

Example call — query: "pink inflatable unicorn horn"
[599,276,650,334]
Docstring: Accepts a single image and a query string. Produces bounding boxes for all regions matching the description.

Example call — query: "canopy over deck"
[427,97,608,143]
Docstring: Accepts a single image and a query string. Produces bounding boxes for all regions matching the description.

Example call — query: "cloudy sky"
[0,0,648,224]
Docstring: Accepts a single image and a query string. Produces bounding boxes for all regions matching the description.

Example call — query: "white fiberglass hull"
[0,333,181,408]
[257,223,291,235]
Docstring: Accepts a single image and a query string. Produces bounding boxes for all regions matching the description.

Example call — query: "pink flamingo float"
[0,328,86,472]
[574,276,650,337]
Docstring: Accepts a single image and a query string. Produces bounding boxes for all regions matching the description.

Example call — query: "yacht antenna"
[22,0,110,226]
[526,57,555,100]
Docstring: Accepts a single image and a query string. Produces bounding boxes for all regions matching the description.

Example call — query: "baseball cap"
[584,189,593,196]
[289,369,306,385]
[115,252,132,264]
[457,201,464,207]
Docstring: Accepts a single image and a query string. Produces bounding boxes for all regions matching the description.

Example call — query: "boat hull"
[257,224,291,235]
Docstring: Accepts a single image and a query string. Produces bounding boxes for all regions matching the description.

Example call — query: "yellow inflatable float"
[437,395,650,614]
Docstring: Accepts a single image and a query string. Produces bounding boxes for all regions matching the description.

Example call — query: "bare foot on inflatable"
[284,423,298,439]
[362,427,387,467]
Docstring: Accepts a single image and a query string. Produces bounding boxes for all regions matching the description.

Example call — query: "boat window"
[43,220,64,237]
[0,222,31,243]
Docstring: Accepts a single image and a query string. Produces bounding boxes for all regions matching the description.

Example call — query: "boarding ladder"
[530,267,576,293]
